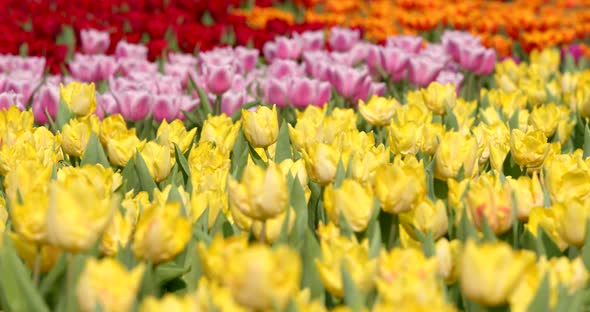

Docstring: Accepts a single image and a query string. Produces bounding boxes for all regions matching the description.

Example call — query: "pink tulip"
[31,84,59,124]
[1,72,40,105]
[80,29,111,54]
[295,30,325,51]
[154,74,183,95]
[328,65,371,100]
[222,90,248,116]
[441,31,481,62]
[117,58,158,76]
[234,47,259,73]
[386,35,423,54]
[329,27,360,52]
[167,52,198,67]
[112,90,153,121]
[330,51,356,67]
[152,94,180,122]
[287,77,331,108]
[436,71,464,94]
[0,91,24,111]
[0,55,45,76]
[303,51,332,81]
[199,49,234,69]
[97,92,119,116]
[408,55,444,88]
[380,47,410,81]
[69,54,118,82]
[164,63,197,88]
[115,41,148,60]
[203,63,235,95]
[459,46,496,75]
[263,78,288,107]
[267,59,304,79]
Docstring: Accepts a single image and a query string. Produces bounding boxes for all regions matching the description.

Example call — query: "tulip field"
[3,0,590,311]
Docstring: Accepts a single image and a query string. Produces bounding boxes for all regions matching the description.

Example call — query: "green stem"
[388,214,399,250]
[32,246,42,287]
[264,147,272,164]
[214,95,222,115]
[64,253,74,311]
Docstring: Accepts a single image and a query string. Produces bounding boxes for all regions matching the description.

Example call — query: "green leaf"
[154,262,191,288]
[301,228,324,299]
[581,218,590,270]
[481,215,498,243]
[174,143,191,179]
[230,100,260,122]
[288,178,309,249]
[367,199,382,259]
[189,77,212,117]
[414,228,436,257]
[274,122,292,163]
[334,158,346,188]
[182,240,202,292]
[526,274,550,312]
[564,52,577,73]
[167,185,187,216]
[80,133,110,167]
[0,234,51,312]
[583,123,590,159]
[56,99,72,131]
[457,208,478,242]
[339,210,354,237]
[538,227,562,259]
[341,263,364,311]
[509,109,520,130]
[134,152,157,200]
[247,143,267,168]
[275,206,292,245]
[40,254,67,296]
[444,105,459,131]
[121,157,140,194]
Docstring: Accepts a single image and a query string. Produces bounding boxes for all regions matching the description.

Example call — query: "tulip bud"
[526,207,568,251]
[139,294,197,312]
[133,202,191,264]
[435,238,463,284]
[138,141,171,183]
[506,174,544,221]
[324,178,374,232]
[105,129,145,167]
[10,233,61,273]
[77,258,145,312]
[388,119,422,156]
[228,162,288,220]
[60,82,97,117]
[241,105,279,148]
[528,103,560,138]
[100,210,133,257]
[199,114,241,155]
[301,141,340,186]
[358,95,398,127]
[554,200,590,247]
[252,207,296,243]
[60,117,99,157]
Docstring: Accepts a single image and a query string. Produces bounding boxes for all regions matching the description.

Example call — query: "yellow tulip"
[375,247,442,304]
[279,158,308,187]
[506,174,544,221]
[421,122,445,155]
[197,234,250,283]
[420,82,456,115]
[526,206,567,250]
[466,173,514,235]
[252,207,296,243]
[241,105,279,148]
[447,178,470,223]
[138,141,171,182]
[350,144,389,185]
[288,117,321,151]
[139,294,197,312]
[226,244,301,310]
[301,141,340,185]
[358,95,399,126]
[99,114,128,146]
[544,153,590,203]
[60,117,98,157]
[400,197,448,240]
[576,84,590,119]
[528,103,560,138]
[374,156,426,214]
[10,233,62,273]
[0,196,6,245]
[317,108,358,144]
[156,119,197,155]
[324,178,373,232]
[60,81,96,117]
[76,258,144,312]
[132,202,191,264]
[105,129,145,167]
[553,200,590,247]
[434,131,478,181]
[459,240,536,306]
[57,164,122,199]
[152,184,191,214]
[331,129,375,158]
[199,114,241,154]
[120,191,149,228]
[100,210,133,257]
[510,129,549,169]
[453,98,476,131]
[191,189,229,228]
[557,106,575,145]
[46,180,119,252]
[188,141,230,189]
[315,236,376,298]
[435,238,463,284]
[228,162,288,220]
[388,119,422,156]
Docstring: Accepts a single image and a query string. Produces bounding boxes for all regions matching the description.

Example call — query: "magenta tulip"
[329,27,360,52]
[112,90,153,121]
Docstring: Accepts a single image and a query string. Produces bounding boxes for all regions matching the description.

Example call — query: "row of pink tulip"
[0,27,497,124]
